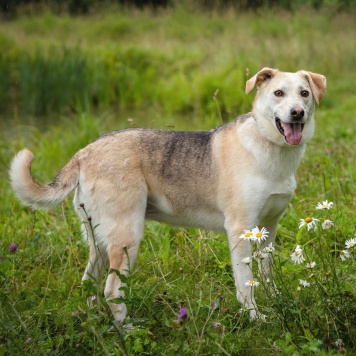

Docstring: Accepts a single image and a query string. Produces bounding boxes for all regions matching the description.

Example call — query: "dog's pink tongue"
[282,123,303,145]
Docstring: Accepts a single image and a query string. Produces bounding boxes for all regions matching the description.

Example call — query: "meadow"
[0,4,355,355]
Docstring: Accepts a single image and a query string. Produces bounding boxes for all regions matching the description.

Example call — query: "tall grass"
[0,8,355,119]
[0,5,355,355]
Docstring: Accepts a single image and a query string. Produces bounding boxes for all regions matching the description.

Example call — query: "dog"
[9,68,326,321]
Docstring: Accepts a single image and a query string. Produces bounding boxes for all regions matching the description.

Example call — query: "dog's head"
[246,68,326,147]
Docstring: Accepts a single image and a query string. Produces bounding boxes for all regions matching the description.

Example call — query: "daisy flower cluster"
[299,200,355,262]
[239,227,269,243]
[290,245,316,288]
[292,199,355,292]
[340,236,356,261]
[239,226,273,290]
[299,200,335,232]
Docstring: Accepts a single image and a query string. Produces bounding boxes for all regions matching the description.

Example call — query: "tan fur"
[9,68,326,321]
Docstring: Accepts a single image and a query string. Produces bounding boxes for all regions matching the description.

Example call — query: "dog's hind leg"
[104,229,144,321]
[74,191,108,285]
[103,199,146,322]
[81,229,108,285]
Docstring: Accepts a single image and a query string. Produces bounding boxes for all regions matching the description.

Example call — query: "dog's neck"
[237,116,306,181]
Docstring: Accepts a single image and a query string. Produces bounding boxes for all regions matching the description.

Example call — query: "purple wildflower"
[9,243,18,253]
[213,321,221,328]
[211,301,220,312]
[178,306,188,323]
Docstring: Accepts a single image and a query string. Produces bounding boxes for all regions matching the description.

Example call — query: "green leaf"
[108,297,126,304]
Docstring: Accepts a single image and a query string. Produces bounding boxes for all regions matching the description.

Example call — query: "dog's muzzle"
[275,118,305,145]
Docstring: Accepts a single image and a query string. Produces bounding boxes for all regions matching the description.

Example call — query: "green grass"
[1,5,356,355]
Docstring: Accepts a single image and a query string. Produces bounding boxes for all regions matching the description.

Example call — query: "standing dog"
[10,68,326,320]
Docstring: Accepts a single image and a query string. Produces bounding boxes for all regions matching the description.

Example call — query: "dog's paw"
[248,309,266,322]
[248,308,258,321]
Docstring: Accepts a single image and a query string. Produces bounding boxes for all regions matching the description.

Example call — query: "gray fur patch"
[139,130,213,181]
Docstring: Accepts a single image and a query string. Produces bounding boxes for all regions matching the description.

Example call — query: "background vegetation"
[0,2,355,355]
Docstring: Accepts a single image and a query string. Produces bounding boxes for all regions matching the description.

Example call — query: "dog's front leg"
[226,227,258,319]
[256,227,276,280]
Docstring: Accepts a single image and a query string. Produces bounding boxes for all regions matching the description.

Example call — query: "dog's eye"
[274,90,284,97]
[301,90,310,98]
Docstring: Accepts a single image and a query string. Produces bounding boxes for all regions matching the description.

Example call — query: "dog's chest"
[243,174,296,224]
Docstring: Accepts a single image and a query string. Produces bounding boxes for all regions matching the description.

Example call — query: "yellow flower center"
[295,252,300,257]
[340,251,344,255]
[305,217,313,223]
[256,232,262,238]
[245,232,252,237]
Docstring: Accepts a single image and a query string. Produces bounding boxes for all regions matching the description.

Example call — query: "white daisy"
[322,219,334,230]
[290,245,305,264]
[316,200,334,210]
[245,280,260,287]
[239,229,253,240]
[299,279,310,288]
[251,226,269,243]
[340,250,351,261]
[306,261,316,268]
[295,245,302,252]
[263,242,275,253]
[299,217,319,231]
[241,257,252,264]
[345,238,356,249]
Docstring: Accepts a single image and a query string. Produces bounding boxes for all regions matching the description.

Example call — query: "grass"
[1,5,356,355]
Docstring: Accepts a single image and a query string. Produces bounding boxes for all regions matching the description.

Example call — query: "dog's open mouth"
[275,118,305,146]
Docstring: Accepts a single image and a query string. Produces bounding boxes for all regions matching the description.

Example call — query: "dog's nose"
[290,107,304,120]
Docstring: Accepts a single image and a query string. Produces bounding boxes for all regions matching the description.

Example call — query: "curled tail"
[9,149,80,210]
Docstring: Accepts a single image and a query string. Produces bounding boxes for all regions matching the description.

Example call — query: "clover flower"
[345,238,356,249]
[239,230,253,240]
[245,280,260,287]
[251,227,269,243]
[322,219,334,230]
[178,306,188,323]
[316,200,333,210]
[211,299,221,312]
[340,250,351,261]
[8,243,18,253]
[299,217,319,231]
[299,279,310,288]
[290,245,305,264]
[213,321,221,328]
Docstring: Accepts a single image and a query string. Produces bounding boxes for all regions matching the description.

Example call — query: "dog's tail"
[9,149,80,210]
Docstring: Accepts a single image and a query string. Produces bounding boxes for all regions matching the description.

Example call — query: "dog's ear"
[245,67,279,94]
[300,71,327,105]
